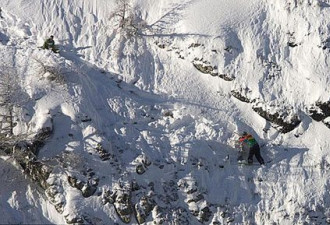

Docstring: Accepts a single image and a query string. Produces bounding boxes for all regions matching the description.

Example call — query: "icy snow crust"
[1,0,330,224]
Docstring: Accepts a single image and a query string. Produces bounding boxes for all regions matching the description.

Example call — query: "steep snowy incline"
[235,0,330,106]
[135,0,263,33]
[1,0,330,224]
[0,156,63,224]
[178,0,263,35]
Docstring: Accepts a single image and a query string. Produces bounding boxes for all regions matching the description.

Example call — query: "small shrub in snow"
[110,0,148,37]
[0,66,29,136]
[33,58,66,83]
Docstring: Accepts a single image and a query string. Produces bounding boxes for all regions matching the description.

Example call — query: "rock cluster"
[309,101,330,128]
[178,177,212,223]
[67,174,98,198]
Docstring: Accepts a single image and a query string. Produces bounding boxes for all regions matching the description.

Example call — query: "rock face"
[252,105,301,133]
[193,62,234,81]
[135,195,156,224]
[6,127,53,190]
[231,90,252,103]
[0,124,65,215]
[178,177,212,223]
[21,159,52,190]
[102,188,116,205]
[324,120,330,129]
[136,164,146,175]
[64,214,84,224]
[102,185,140,224]
[155,39,236,82]
[95,143,112,161]
[45,184,65,213]
[231,90,301,133]
[193,63,215,74]
[67,176,98,198]
[232,89,330,132]
[113,189,133,223]
[309,101,330,128]
[134,154,152,175]
[31,127,53,154]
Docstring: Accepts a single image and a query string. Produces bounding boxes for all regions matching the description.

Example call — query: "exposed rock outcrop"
[114,189,133,223]
[64,214,84,224]
[193,62,234,81]
[231,90,252,103]
[308,101,330,122]
[5,127,54,190]
[231,89,301,133]
[134,154,152,175]
[45,183,65,213]
[67,175,98,198]
[155,39,235,82]
[95,143,112,161]
[135,194,156,224]
[252,105,301,133]
[178,177,212,223]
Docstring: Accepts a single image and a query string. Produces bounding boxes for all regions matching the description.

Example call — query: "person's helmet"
[241,131,248,136]
[50,35,54,38]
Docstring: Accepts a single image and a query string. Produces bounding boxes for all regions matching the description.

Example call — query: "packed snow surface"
[0,0,330,224]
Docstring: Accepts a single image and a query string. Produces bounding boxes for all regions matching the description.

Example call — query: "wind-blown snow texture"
[1,0,330,224]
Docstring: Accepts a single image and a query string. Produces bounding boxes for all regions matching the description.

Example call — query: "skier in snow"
[238,131,264,165]
[42,35,58,53]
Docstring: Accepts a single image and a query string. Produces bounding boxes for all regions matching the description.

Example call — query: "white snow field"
[0,0,330,224]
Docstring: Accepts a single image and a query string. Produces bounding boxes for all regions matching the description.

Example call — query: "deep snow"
[0,0,330,224]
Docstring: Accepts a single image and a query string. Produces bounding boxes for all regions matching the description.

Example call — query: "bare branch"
[0,65,30,136]
[32,57,66,84]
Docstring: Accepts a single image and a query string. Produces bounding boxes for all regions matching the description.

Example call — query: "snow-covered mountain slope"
[0,0,330,224]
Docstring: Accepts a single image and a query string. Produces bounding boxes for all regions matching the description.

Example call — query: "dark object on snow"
[238,132,264,165]
[288,42,298,47]
[42,35,59,53]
